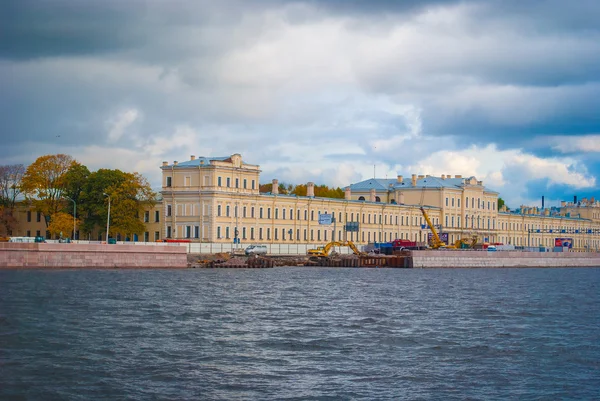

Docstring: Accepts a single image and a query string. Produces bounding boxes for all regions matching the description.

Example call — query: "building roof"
[347,175,499,194]
[257,192,440,209]
[162,156,230,169]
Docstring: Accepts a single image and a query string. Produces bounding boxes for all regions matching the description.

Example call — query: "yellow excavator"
[419,206,477,249]
[308,241,364,257]
[453,235,478,249]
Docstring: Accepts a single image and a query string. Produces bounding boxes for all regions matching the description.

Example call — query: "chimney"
[190,155,196,160]
[397,175,403,183]
[370,188,376,202]
[272,179,279,195]
[173,161,178,166]
[441,174,446,180]
[542,196,545,209]
[477,181,482,186]
[411,174,417,186]
[561,201,566,207]
[418,175,425,180]
[426,174,431,178]
[345,187,351,200]
[307,182,315,197]
[455,175,462,178]
[162,161,168,167]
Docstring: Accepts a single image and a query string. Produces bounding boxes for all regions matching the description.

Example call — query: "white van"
[245,245,268,256]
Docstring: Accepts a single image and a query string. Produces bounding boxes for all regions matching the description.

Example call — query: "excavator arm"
[344,241,364,255]
[308,241,362,257]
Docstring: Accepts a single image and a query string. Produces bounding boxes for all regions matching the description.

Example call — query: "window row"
[215,226,423,243]
[165,176,257,190]
[215,206,436,227]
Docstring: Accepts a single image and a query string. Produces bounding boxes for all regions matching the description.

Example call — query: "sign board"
[554,238,573,248]
[318,213,333,225]
[345,222,359,232]
[428,232,449,244]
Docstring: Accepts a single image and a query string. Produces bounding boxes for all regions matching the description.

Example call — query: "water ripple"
[1,267,599,400]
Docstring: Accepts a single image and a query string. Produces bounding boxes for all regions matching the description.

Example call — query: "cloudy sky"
[2,0,600,208]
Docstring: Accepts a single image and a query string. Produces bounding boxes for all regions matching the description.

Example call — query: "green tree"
[20,154,76,226]
[498,197,505,210]
[80,169,156,238]
[63,162,90,209]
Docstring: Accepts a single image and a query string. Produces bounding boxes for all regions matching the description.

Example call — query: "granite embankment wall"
[0,243,188,268]
[410,250,600,268]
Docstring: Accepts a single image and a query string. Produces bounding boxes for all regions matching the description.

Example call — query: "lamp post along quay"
[64,196,76,240]
[104,193,111,242]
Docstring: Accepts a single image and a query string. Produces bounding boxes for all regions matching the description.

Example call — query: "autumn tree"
[290,183,344,198]
[48,212,80,239]
[259,183,289,194]
[291,184,307,196]
[20,154,76,226]
[0,164,25,235]
[314,185,344,199]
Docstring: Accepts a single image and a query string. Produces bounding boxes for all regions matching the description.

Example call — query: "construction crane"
[307,241,364,257]
[420,206,478,249]
[420,206,447,249]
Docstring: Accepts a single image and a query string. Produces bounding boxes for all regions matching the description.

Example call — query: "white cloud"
[550,134,600,153]
[507,153,595,188]
[106,109,140,142]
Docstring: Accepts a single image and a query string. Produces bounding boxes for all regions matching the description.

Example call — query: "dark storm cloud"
[0,0,147,59]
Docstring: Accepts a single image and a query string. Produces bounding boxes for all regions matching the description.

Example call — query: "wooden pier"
[305,255,411,268]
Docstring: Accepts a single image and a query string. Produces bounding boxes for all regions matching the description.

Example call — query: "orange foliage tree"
[20,154,77,226]
[48,212,80,239]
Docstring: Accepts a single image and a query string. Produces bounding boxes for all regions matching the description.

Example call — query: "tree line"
[0,154,157,239]
[259,182,345,198]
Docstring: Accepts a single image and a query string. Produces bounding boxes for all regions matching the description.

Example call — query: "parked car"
[245,245,268,256]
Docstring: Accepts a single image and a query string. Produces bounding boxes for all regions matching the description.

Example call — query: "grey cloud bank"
[1,0,600,208]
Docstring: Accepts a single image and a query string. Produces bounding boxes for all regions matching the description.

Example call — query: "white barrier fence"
[70,240,356,255]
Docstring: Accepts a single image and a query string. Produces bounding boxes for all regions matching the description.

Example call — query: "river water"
[1,267,599,400]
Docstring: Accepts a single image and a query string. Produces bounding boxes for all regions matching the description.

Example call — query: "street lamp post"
[64,196,76,240]
[104,193,111,242]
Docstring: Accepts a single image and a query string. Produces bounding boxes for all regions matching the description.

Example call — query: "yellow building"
[159,153,600,251]
[7,153,600,251]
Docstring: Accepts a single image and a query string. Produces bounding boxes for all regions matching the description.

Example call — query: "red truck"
[391,239,419,250]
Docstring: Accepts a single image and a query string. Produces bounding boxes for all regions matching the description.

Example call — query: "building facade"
[7,153,600,251]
